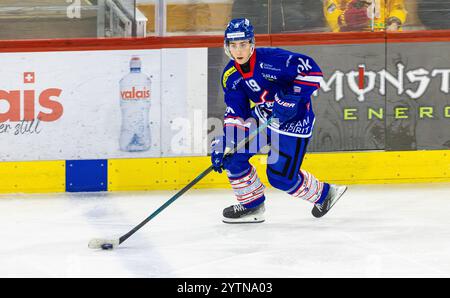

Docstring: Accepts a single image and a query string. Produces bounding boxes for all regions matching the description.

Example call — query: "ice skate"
[311,185,347,218]
[223,203,265,224]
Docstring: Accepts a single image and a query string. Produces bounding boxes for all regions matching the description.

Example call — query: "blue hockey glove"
[272,90,309,123]
[211,136,233,173]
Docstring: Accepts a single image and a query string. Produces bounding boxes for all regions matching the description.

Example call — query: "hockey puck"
[101,243,114,250]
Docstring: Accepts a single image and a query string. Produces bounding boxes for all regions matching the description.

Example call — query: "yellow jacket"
[324,0,407,32]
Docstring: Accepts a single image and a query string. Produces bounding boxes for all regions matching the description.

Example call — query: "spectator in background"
[417,0,450,30]
[323,0,407,32]
[231,0,326,34]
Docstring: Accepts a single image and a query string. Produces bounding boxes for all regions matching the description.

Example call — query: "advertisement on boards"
[208,42,450,152]
[0,48,208,161]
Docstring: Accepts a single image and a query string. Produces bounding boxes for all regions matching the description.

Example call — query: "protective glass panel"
[99,0,137,37]
[0,0,139,40]
[161,0,268,35]
[320,0,450,33]
[414,0,450,30]
[269,0,328,33]
[322,0,408,32]
[136,0,156,35]
[1,0,449,40]
[228,0,269,34]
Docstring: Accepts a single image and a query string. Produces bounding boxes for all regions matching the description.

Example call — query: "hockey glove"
[211,136,233,173]
[272,90,308,124]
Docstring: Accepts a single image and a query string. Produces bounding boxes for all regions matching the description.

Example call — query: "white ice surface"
[0,183,449,278]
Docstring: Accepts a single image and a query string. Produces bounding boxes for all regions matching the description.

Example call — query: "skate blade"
[222,215,265,224]
[312,185,348,218]
[330,185,348,209]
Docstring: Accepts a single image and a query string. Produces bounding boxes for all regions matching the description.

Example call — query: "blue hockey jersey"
[221,47,323,138]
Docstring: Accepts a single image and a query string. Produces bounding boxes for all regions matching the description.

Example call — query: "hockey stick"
[88,117,273,250]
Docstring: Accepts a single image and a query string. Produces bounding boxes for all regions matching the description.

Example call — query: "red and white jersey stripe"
[224,116,252,131]
[294,72,323,89]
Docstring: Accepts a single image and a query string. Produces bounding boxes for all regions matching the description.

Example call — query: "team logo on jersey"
[222,66,237,88]
[297,58,313,72]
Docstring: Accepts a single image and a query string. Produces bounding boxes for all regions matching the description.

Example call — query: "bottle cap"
[130,56,142,69]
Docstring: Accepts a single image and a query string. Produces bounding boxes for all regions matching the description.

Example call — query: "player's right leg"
[222,153,266,224]
[215,118,269,223]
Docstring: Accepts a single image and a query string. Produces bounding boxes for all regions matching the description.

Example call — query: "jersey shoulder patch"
[222,65,237,89]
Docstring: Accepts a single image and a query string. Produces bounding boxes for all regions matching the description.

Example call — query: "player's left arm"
[289,53,323,99]
[272,53,323,123]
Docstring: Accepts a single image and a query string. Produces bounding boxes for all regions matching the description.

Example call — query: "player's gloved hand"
[211,136,232,173]
[272,90,308,124]
[339,0,370,32]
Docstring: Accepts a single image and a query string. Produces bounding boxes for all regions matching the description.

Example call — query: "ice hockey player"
[211,18,347,224]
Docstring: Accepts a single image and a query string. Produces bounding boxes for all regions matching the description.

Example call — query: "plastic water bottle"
[119,56,152,152]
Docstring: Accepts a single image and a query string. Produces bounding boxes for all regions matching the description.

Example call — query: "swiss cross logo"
[0,72,63,122]
[24,72,35,84]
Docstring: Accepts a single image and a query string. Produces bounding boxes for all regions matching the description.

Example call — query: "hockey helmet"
[224,18,255,60]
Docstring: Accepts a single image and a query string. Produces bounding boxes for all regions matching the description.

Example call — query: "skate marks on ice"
[161,186,450,277]
[0,184,450,277]
[0,192,174,277]
[76,191,178,277]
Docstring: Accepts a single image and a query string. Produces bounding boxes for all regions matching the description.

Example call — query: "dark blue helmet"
[224,18,255,60]
[224,18,255,43]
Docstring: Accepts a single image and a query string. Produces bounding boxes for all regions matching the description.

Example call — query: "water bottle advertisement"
[119,56,153,152]
[0,48,208,161]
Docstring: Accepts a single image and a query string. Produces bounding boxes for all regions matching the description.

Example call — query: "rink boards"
[0,31,449,194]
[107,150,450,190]
[0,150,448,193]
